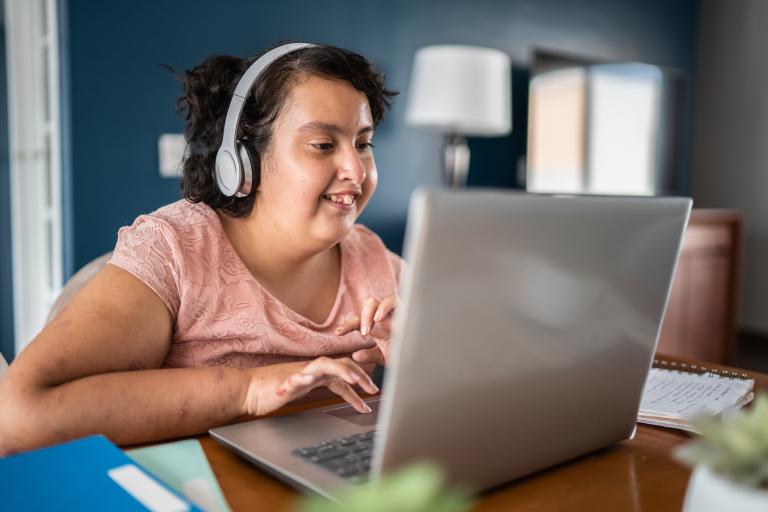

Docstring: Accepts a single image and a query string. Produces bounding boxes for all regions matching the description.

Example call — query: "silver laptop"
[210,189,691,499]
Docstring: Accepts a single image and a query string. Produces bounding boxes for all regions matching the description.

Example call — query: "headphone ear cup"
[215,147,242,197]
[235,141,258,197]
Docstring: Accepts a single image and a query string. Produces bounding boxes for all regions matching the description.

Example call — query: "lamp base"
[443,134,470,188]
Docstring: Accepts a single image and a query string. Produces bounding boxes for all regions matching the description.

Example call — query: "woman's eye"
[310,142,375,152]
[357,142,375,151]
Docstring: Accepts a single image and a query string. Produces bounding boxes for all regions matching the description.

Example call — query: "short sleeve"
[107,215,182,319]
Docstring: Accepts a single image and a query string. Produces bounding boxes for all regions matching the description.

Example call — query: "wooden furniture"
[192,356,766,512]
[656,210,742,364]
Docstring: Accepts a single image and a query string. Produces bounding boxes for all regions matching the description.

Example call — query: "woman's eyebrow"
[297,121,374,136]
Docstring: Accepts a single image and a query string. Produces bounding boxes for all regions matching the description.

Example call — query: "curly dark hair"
[176,41,399,217]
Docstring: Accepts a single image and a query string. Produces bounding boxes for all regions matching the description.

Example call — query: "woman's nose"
[336,145,367,184]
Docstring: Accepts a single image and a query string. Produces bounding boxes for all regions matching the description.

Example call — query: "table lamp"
[405,45,512,188]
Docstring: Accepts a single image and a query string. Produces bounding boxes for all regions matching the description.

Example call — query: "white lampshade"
[405,45,512,136]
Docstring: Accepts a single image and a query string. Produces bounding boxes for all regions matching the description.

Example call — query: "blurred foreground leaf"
[300,462,473,512]
[675,394,768,488]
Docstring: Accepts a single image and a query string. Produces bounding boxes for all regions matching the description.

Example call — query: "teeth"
[325,193,355,205]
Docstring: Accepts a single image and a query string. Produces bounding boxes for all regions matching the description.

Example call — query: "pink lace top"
[108,199,403,369]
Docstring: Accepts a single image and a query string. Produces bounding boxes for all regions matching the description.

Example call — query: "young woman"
[0,42,402,454]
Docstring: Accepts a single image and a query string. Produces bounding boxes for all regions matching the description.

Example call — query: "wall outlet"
[158,133,188,178]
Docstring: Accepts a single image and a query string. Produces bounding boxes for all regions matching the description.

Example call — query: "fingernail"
[300,373,314,383]
[361,324,369,336]
[364,404,372,413]
[374,311,382,322]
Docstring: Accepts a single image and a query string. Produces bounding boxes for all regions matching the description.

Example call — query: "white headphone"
[215,42,317,197]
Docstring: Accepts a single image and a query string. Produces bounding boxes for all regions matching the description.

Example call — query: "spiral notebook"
[638,360,755,433]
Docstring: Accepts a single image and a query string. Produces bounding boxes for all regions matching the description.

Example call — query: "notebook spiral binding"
[653,359,751,381]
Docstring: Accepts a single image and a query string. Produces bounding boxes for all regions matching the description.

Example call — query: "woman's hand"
[335,295,401,366]
[243,357,379,417]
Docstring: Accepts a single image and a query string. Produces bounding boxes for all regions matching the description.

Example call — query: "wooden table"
[196,356,767,511]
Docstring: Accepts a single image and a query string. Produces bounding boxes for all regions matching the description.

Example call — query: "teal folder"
[127,439,230,512]
[0,435,202,511]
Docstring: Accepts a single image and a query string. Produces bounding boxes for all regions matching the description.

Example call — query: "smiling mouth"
[322,193,357,206]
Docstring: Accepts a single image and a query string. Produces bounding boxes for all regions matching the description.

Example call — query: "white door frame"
[4,0,63,354]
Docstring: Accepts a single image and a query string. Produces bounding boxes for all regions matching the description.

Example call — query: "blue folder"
[0,435,202,511]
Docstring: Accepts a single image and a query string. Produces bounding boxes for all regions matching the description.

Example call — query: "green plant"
[675,394,768,487]
[299,462,473,512]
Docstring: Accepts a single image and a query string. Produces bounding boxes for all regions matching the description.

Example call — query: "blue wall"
[0,20,15,363]
[65,0,699,272]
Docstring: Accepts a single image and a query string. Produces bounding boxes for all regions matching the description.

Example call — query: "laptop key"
[292,447,314,457]
[309,448,349,463]
[335,466,362,478]
[305,443,329,453]
[292,430,377,480]
[320,458,348,471]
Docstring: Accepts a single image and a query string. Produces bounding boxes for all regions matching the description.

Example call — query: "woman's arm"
[0,265,251,453]
[0,265,376,455]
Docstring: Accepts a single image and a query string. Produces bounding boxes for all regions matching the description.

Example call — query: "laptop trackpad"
[324,400,380,427]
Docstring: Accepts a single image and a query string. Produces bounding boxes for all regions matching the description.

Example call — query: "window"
[4,0,63,353]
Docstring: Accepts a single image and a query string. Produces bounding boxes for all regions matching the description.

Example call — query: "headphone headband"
[215,42,317,197]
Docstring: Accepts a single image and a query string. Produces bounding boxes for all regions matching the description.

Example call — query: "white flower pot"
[683,465,768,512]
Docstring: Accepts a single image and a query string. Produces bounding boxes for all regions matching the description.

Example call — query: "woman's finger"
[327,378,372,414]
[352,346,385,366]
[373,295,398,322]
[334,314,360,336]
[275,371,321,401]
[275,367,374,414]
[332,357,379,394]
[360,297,380,336]
[303,357,379,395]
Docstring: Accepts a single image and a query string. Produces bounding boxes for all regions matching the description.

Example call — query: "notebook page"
[640,368,753,418]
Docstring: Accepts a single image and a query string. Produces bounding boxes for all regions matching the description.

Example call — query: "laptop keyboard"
[292,430,376,483]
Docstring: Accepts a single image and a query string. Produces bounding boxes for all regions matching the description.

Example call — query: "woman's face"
[255,74,377,249]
